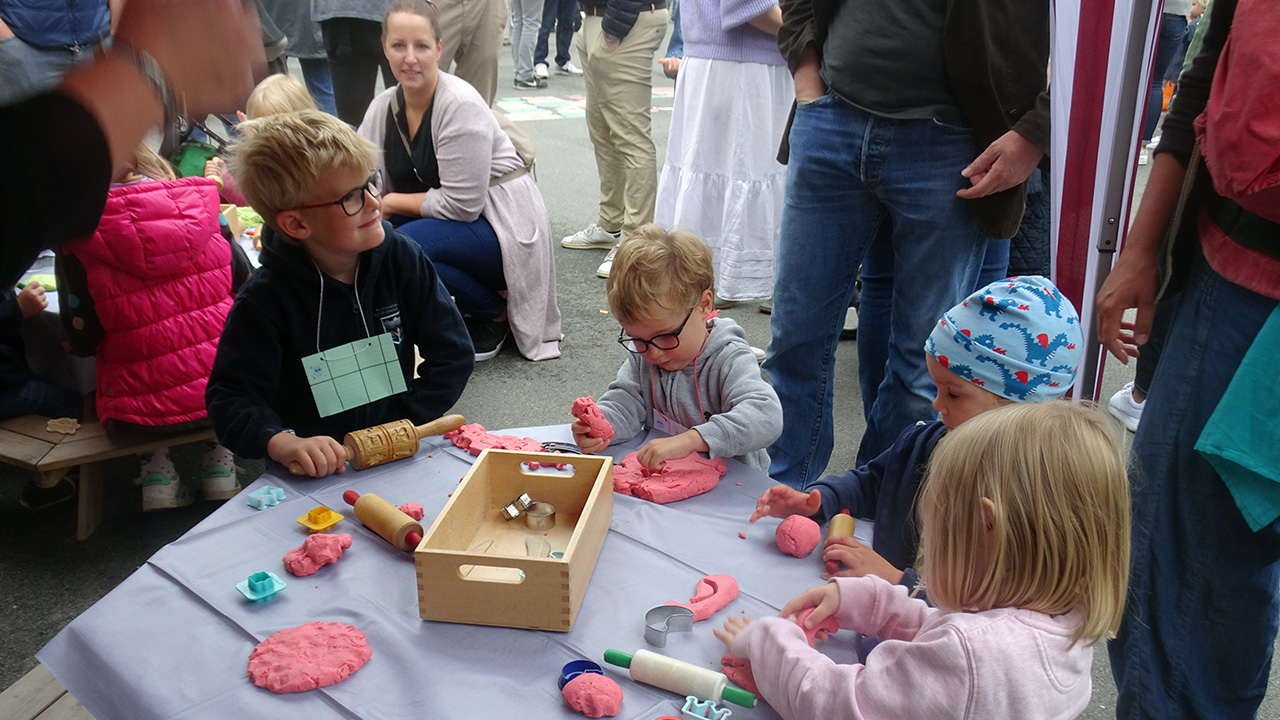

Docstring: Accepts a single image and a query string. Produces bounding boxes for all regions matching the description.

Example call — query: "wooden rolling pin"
[824,511,857,574]
[289,414,465,475]
[343,490,423,550]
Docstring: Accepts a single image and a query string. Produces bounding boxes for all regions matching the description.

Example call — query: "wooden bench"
[0,665,92,720]
[0,415,216,539]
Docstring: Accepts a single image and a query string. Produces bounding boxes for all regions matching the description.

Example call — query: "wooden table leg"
[76,462,104,540]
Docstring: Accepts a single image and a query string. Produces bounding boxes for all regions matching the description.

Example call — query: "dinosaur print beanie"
[925,276,1083,402]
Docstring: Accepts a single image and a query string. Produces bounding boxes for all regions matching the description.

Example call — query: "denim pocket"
[930,114,971,133]
[796,91,834,110]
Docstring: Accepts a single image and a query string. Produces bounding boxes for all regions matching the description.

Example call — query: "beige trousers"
[437,0,508,106]
[575,10,669,236]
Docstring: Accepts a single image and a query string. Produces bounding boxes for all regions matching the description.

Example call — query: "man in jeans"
[534,0,584,80]
[560,0,669,279]
[764,0,1049,489]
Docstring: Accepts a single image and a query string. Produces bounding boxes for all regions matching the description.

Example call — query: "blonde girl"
[717,401,1130,719]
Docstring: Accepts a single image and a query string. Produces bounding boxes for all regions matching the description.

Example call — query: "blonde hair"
[118,143,177,183]
[228,109,379,234]
[918,401,1130,646]
[606,224,715,324]
[245,74,318,119]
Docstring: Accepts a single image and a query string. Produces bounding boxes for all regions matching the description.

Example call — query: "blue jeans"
[1142,13,1188,143]
[0,376,82,421]
[394,215,507,319]
[297,56,338,117]
[1108,251,1280,719]
[764,94,985,488]
[534,0,576,68]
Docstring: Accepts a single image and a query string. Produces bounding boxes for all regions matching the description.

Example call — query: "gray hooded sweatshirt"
[596,317,782,473]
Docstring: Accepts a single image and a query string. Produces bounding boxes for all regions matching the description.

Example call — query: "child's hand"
[779,583,841,630]
[713,614,753,649]
[750,486,821,522]
[16,281,48,318]
[571,418,609,454]
[821,536,904,583]
[659,56,681,76]
[268,431,347,477]
[637,430,708,471]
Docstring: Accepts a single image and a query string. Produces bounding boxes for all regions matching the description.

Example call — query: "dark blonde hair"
[118,143,176,183]
[384,0,441,41]
[245,74,318,119]
[919,401,1130,646]
[605,224,715,324]
[228,109,379,233]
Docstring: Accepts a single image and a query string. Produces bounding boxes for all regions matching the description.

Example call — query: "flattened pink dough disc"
[571,396,614,442]
[611,451,726,503]
[283,533,352,577]
[561,673,623,717]
[247,622,371,693]
[398,502,424,521]
[775,514,821,558]
[666,573,739,621]
[443,423,564,468]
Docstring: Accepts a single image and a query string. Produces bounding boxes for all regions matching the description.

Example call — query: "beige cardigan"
[358,73,562,361]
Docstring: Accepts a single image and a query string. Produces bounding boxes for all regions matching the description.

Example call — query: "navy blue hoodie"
[206,222,474,459]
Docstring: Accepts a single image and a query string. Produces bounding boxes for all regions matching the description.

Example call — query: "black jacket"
[0,288,31,392]
[579,0,656,40]
[776,0,1050,239]
[206,222,474,459]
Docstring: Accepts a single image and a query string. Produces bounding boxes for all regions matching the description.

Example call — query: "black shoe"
[20,476,77,511]
[513,78,548,90]
[468,319,510,361]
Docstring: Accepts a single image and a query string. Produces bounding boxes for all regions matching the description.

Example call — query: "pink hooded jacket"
[64,176,232,426]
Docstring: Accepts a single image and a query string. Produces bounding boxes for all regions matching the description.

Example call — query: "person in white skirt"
[653,0,792,306]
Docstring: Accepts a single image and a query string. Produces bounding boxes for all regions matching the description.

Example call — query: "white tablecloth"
[38,425,874,720]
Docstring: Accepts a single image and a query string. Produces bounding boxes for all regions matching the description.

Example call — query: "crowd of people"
[1,0,1277,717]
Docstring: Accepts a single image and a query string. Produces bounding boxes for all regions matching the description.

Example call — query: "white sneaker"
[1108,381,1145,432]
[202,442,240,500]
[562,224,620,249]
[557,62,583,76]
[140,449,194,511]
[596,243,620,278]
[1138,147,1151,166]
[750,345,766,364]
[534,62,549,79]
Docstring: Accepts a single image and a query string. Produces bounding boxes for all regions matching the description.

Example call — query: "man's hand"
[957,130,1043,200]
[793,48,826,103]
[750,485,821,522]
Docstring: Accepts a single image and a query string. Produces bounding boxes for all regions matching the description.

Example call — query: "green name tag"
[300,333,408,417]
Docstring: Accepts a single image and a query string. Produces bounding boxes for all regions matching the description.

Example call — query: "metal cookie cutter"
[525,501,556,530]
[500,492,534,520]
[644,605,695,647]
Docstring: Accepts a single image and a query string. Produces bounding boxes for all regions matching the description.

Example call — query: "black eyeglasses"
[296,169,383,216]
[617,306,696,354]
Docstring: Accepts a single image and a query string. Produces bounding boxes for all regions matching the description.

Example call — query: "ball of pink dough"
[398,503,424,521]
[776,514,821,558]
[561,673,623,718]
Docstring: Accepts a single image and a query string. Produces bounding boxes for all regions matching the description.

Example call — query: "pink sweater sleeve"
[731,577,972,720]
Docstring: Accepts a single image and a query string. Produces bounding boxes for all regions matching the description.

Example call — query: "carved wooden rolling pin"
[288,414,466,475]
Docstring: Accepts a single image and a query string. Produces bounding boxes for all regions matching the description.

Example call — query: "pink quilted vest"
[65,176,232,426]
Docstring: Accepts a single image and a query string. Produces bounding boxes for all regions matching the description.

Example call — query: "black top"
[205,222,475,459]
[386,86,441,192]
[0,288,31,392]
[0,92,112,287]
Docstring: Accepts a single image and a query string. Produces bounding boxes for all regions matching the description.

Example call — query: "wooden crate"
[415,449,613,632]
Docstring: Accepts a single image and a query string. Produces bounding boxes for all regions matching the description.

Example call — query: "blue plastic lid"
[558,660,605,690]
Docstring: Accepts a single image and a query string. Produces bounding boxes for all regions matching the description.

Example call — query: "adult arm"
[719,0,781,34]
[416,95,492,222]
[957,90,1049,200]
[602,0,646,41]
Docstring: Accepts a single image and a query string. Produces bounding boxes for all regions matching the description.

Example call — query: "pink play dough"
[398,502,424,521]
[666,574,739,621]
[775,515,821,558]
[561,673,623,718]
[612,452,726,503]
[720,653,763,702]
[797,607,840,647]
[282,533,352,577]
[443,423,564,468]
[571,397,614,442]
[247,622,371,693]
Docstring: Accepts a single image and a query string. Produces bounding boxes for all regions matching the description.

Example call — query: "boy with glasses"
[571,224,781,473]
[206,110,474,477]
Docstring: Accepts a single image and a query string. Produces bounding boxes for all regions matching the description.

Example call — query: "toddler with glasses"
[571,224,782,472]
[206,110,474,478]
